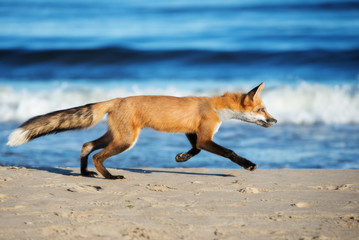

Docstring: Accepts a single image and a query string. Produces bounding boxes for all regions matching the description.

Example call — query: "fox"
[7,82,277,179]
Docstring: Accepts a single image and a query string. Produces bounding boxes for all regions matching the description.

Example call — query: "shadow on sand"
[121,168,235,177]
[3,165,235,178]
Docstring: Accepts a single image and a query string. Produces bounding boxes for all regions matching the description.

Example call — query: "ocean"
[0,0,358,170]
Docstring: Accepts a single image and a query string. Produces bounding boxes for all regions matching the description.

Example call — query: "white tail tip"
[7,128,29,146]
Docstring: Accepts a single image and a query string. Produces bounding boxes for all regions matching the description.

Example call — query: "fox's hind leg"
[175,133,201,162]
[80,131,113,177]
[92,126,140,179]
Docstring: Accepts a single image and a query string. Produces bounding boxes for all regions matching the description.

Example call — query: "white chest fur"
[213,122,222,135]
[218,109,245,121]
[217,109,264,123]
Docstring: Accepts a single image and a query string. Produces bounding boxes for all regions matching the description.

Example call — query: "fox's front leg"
[175,133,201,162]
[196,119,257,170]
[197,139,257,171]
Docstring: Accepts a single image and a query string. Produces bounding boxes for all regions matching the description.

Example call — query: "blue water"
[1,0,359,170]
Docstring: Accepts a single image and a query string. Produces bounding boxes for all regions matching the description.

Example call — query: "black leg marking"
[197,140,257,171]
[80,131,112,177]
[175,133,201,162]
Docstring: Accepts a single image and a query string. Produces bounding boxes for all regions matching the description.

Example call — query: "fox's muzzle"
[267,118,277,125]
[265,118,277,128]
[257,117,277,128]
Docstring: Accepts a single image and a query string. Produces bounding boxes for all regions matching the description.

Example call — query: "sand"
[0,166,358,240]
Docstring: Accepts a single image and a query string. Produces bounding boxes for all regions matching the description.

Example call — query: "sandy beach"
[0,166,358,240]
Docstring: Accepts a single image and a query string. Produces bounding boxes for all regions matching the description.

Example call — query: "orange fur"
[8,83,277,179]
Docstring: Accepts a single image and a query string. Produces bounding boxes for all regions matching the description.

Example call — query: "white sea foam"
[1,82,358,125]
[263,83,359,125]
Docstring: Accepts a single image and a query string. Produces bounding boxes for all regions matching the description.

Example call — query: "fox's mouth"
[257,119,277,128]
[257,120,272,128]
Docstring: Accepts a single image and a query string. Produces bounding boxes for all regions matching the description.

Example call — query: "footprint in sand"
[312,184,355,191]
[146,184,176,192]
[291,202,313,208]
[66,184,103,193]
[269,213,295,222]
[238,187,266,194]
[339,215,359,225]
[122,227,151,240]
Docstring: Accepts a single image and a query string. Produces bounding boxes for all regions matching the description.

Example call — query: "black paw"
[242,160,257,171]
[175,152,192,162]
[81,171,98,177]
[107,175,126,180]
[245,164,257,171]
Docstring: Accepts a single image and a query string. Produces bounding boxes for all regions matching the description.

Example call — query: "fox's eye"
[256,108,265,113]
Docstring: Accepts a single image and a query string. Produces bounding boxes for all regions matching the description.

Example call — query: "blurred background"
[1,0,358,169]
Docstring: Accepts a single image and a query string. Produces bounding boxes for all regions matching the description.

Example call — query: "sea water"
[0,0,358,169]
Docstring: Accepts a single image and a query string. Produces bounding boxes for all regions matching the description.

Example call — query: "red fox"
[7,82,277,179]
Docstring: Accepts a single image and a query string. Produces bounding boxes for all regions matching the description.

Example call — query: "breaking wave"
[1,82,358,125]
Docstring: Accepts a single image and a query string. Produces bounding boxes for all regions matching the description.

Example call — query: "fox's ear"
[246,82,265,101]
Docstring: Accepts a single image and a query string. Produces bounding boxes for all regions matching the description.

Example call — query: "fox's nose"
[267,118,277,125]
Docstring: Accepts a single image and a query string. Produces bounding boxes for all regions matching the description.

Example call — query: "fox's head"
[217,82,277,128]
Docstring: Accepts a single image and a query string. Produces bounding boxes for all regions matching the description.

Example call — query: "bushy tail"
[7,101,112,146]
